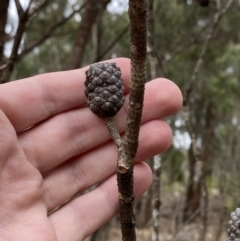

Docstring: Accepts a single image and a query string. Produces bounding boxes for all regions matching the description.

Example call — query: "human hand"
[0,58,182,241]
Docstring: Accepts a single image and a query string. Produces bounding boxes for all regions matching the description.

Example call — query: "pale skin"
[0,58,182,241]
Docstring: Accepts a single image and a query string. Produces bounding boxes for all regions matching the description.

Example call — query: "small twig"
[105,118,122,148]
[0,64,7,70]
[28,0,49,18]
[26,0,35,13]
[95,25,129,62]
[221,0,234,15]
[166,34,201,66]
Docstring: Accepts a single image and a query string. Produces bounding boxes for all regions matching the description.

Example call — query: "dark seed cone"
[227,208,240,241]
[84,62,125,118]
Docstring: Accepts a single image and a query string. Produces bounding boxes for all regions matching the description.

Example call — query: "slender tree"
[67,0,111,69]
[147,0,162,240]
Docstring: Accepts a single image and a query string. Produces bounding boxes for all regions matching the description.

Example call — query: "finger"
[0,58,131,132]
[43,120,171,211]
[19,78,182,172]
[0,110,43,214]
[0,110,19,168]
[49,162,152,241]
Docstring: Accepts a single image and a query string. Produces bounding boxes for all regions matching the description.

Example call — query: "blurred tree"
[0,0,10,65]
[67,0,111,69]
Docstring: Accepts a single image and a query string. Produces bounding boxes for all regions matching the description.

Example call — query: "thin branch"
[95,24,129,62]
[28,0,49,18]
[1,10,29,83]
[221,0,234,15]
[1,0,54,82]
[14,0,24,18]
[0,64,7,70]
[166,30,209,66]
[147,0,165,77]
[26,0,35,14]
[184,0,234,104]
[150,46,165,77]
[17,2,87,61]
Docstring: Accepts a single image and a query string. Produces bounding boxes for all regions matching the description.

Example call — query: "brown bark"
[67,0,111,70]
[118,1,147,240]
[104,1,147,240]
[0,0,10,65]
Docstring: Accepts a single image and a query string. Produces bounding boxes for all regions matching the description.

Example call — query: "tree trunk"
[183,144,201,222]
[135,159,153,229]
[183,103,215,223]
[67,0,111,70]
[147,1,162,240]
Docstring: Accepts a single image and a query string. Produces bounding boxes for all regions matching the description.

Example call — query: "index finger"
[0,58,130,132]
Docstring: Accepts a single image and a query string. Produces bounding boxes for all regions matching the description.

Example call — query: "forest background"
[0,0,240,240]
